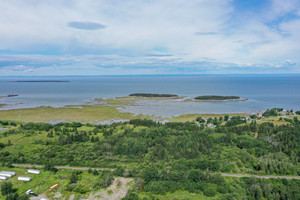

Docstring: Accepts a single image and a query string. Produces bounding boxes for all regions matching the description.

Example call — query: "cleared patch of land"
[88,177,133,200]
[0,167,115,200]
[169,113,249,122]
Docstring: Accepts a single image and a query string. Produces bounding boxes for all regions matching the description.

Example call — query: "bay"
[0,75,299,117]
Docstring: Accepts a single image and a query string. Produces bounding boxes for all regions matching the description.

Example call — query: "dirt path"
[8,164,300,179]
[221,173,300,179]
[88,177,133,200]
[11,164,115,171]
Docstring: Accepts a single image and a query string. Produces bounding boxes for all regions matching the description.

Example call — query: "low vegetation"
[0,111,300,199]
[0,166,115,200]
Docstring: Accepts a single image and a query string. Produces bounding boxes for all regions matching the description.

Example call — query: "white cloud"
[0,0,299,75]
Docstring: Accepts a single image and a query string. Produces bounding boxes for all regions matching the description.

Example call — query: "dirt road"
[221,173,300,179]
[7,164,300,179]
[11,164,115,171]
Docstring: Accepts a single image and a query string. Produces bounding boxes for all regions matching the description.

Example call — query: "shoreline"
[0,96,258,124]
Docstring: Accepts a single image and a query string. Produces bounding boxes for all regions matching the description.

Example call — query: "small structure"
[0,171,16,176]
[28,169,41,174]
[26,189,35,195]
[49,184,58,191]
[0,173,13,178]
[18,176,31,182]
[206,123,216,128]
[282,110,288,115]
[0,176,8,180]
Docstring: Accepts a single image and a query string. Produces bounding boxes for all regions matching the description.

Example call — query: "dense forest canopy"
[195,96,240,100]
[129,93,178,97]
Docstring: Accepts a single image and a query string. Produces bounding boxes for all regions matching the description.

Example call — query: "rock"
[54,192,62,199]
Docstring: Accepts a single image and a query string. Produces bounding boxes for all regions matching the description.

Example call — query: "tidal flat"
[0,96,251,123]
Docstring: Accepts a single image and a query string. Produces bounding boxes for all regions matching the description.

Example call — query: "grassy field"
[255,116,298,125]
[0,97,150,123]
[0,166,105,200]
[169,113,249,122]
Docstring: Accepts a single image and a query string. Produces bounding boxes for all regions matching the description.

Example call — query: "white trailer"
[0,173,13,178]
[0,176,8,180]
[18,176,31,182]
[0,171,16,176]
[28,169,41,174]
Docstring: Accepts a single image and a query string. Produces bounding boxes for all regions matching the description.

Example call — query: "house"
[206,123,216,128]
[18,176,31,182]
[28,169,41,174]
[281,110,288,115]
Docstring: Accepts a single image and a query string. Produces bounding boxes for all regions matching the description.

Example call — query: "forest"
[129,93,178,97]
[0,113,300,199]
[194,96,240,100]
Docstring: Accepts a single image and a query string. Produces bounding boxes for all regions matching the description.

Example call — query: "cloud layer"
[0,0,299,75]
[67,21,106,30]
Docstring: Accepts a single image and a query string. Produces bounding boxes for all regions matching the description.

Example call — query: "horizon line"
[1,73,300,77]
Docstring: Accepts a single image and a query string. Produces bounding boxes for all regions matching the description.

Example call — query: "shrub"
[1,182,13,195]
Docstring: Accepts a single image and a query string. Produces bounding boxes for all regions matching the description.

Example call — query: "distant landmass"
[129,93,178,97]
[14,80,70,82]
[195,95,240,100]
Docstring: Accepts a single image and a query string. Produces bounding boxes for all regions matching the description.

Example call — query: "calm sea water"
[0,75,299,117]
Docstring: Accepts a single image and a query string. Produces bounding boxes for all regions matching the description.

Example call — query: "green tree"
[1,182,13,195]
[5,193,18,200]
[224,115,229,121]
[44,162,58,173]
[70,172,78,183]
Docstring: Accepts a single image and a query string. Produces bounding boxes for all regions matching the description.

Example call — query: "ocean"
[0,75,300,117]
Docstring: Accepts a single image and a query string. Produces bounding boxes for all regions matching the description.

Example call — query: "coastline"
[0,95,256,124]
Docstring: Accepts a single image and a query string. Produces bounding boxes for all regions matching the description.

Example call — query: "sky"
[0,0,300,76]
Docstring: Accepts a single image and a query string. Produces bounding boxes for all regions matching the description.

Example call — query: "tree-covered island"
[194,95,247,101]
[129,93,178,97]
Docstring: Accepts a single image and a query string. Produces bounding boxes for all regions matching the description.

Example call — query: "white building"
[0,176,8,180]
[0,173,13,178]
[18,176,31,182]
[28,169,41,174]
[0,171,16,176]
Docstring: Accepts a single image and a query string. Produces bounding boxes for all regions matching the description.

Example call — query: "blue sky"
[0,0,300,76]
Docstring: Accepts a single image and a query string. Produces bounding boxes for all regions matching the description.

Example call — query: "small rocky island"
[129,93,178,98]
[194,95,247,102]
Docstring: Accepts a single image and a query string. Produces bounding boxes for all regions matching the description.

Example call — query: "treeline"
[195,95,240,100]
[129,93,178,97]
[0,121,17,126]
